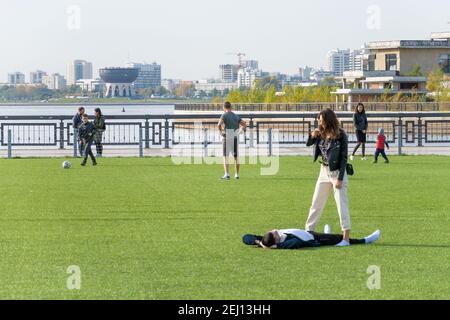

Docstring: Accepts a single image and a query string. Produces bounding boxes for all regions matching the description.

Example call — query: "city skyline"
[0,0,449,82]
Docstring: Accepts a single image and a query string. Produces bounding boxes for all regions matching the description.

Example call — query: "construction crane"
[226,52,246,67]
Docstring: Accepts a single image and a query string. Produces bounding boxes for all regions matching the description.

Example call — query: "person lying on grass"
[243,228,381,250]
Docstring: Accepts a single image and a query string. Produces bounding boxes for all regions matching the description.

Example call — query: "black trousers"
[308,232,365,246]
[82,139,97,164]
[78,138,85,157]
[374,149,388,162]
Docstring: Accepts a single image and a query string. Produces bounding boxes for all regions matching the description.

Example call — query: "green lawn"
[0,156,449,300]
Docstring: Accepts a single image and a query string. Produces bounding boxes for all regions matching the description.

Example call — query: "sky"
[0,0,449,82]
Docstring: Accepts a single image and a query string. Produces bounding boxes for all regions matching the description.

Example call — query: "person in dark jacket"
[93,108,106,157]
[242,228,381,250]
[78,114,97,166]
[351,103,368,161]
[305,109,352,246]
[72,107,86,157]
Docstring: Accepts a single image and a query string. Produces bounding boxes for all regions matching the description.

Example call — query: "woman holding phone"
[305,109,351,246]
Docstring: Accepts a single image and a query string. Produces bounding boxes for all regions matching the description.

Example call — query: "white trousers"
[305,165,351,232]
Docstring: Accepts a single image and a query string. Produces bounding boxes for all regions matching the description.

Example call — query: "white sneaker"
[324,224,331,234]
[350,155,355,161]
[361,157,368,161]
[364,230,381,244]
[221,175,230,180]
[335,240,350,247]
[235,174,240,180]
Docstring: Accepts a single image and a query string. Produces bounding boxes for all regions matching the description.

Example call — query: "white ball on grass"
[62,161,72,169]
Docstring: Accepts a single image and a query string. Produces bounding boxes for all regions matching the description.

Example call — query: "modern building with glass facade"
[7,72,25,85]
[30,70,47,84]
[67,60,93,86]
[220,64,240,83]
[42,73,67,90]
[125,62,161,90]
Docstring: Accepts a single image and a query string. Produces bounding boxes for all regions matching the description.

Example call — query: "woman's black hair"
[355,103,365,114]
[95,108,102,116]
[262,232,276,247]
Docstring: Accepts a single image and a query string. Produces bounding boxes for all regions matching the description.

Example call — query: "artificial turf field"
[0,155,449,300]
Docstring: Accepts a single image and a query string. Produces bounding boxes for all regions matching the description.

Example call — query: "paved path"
[1,146,449,158]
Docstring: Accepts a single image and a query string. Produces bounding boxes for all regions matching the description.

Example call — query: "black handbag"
[346,163,354,176]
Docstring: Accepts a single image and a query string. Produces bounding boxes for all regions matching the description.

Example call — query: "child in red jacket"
[374,128,389,164]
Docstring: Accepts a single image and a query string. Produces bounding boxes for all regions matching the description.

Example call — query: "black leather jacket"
[353,112,368,131]
[78,122,96,141]
[307,129,348,181]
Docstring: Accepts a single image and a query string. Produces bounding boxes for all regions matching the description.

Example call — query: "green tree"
[427,68,445,101]
[406,64,423,76]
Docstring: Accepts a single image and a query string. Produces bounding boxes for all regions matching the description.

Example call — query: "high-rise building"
[349,47,368,72]
[241,60,259,70]
[326,49,351,77]
[125,62,162,89]
[7,72,26,85]
[220,64,240,83]
[237,68,260,88]
[67,60,93,86]
[43,73,67,90]
[299,66,313,82]
[326,48,367,77]
[30,70,47,84]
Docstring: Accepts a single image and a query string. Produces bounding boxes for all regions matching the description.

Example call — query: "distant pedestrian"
[374,128,390,164]
[94,108,106,157]
[72,107,86,157]
[78,114,97,166]
[350,103,368,161]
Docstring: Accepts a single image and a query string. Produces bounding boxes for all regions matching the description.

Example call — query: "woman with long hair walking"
[305,109,352,246]
[350,103,368,161]
[94,108,106,157]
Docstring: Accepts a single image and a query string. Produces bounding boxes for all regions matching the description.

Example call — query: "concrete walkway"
[1,146,449,158]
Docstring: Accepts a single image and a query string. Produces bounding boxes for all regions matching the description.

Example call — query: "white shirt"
[277,229,315,243]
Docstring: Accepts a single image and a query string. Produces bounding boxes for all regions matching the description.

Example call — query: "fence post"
[7,129,12,159]
[249,117,254,148]
[145,119,150,149]
[268,128,273,157]
[73,128,78,157]
[398,118,403,155]
[417,118,423,147]
[139,125,144,158]
[203,128,208,158]
[59,120,64,149]
[164,117,170,149]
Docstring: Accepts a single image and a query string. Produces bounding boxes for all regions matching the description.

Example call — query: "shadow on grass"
[374,243,450,249]
[246,243,450,252]
[99,164,176,168]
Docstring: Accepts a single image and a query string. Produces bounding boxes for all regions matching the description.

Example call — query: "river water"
[0,104,175,116]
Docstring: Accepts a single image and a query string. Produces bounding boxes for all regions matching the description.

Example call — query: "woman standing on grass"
[351,103,368,161]
[305,109,352,246]
[94,108,106,157]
